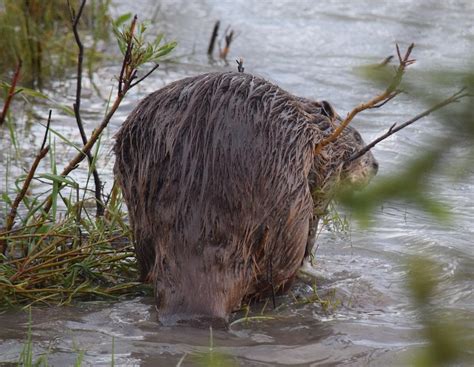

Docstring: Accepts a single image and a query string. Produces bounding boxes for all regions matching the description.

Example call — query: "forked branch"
[314,43,415,155]
[347,88,470,162]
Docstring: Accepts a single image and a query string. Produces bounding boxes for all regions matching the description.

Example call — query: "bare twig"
[207,20,220,56]
[377,55,394,68]
[3,143,50,234]
[0,60,22,125]
[236,58,245,72]
[1,112,52,255]
[348,88,470,162]
[68,0,87,105]
[314,43,415,155]
[129,63,160,89]
[68,0,105,217]
[40,110,52,151]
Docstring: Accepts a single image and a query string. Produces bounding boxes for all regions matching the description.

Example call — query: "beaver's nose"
[372,161,379,173]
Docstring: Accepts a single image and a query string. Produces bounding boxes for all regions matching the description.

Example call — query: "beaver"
[114,71,377,325]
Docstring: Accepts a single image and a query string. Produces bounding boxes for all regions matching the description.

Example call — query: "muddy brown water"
[0,0,473,366]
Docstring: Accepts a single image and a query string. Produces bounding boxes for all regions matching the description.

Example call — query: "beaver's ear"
[320,101,336,120]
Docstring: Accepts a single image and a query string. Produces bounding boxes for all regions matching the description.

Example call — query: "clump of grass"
[294,282,340,313]
[0,122,151,308]
[321,201,350,233]
[17,308,36,366]
[0,212,150,308]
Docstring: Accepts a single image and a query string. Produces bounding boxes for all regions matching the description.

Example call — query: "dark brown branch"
[40,110,52,151]
[129,63,160,89]
[207,21,220,56]
[0,60,22,125]
[69,0,104,217]
[1,112,52,255]
[68,0,86,109]
[347,88,470,162]
[377,55,394,68]
[314,43,415,156]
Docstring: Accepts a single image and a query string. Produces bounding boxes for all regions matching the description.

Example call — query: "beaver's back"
[113,72,379,324]
[114,72,328,322]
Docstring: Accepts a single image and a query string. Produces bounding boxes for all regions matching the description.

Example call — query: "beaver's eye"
[320,121,330,130]
[354,132,363,143]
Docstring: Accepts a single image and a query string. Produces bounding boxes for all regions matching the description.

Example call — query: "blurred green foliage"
[341,64,473,224]
[407,257,472,366]
[345,57,474,366]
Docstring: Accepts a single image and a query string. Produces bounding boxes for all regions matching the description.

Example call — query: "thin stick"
[68,0,104,217]
[314,43,415,155]
[207,20,220,56]
[40,110,52,151]
[347,88,470,162]
[236,58,244,73]
[129,63,160,89]
[68,0,86,111]
[1,112,52,255]
[2,147,49,232]
[377,55,394,67]
[0,60,22,125]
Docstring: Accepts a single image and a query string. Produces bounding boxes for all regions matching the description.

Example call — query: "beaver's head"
[316,121,378,193]
[300,99,378,198]
[337,125,378,189]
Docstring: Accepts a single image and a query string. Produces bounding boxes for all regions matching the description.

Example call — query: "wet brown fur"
[114,72,377,324]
